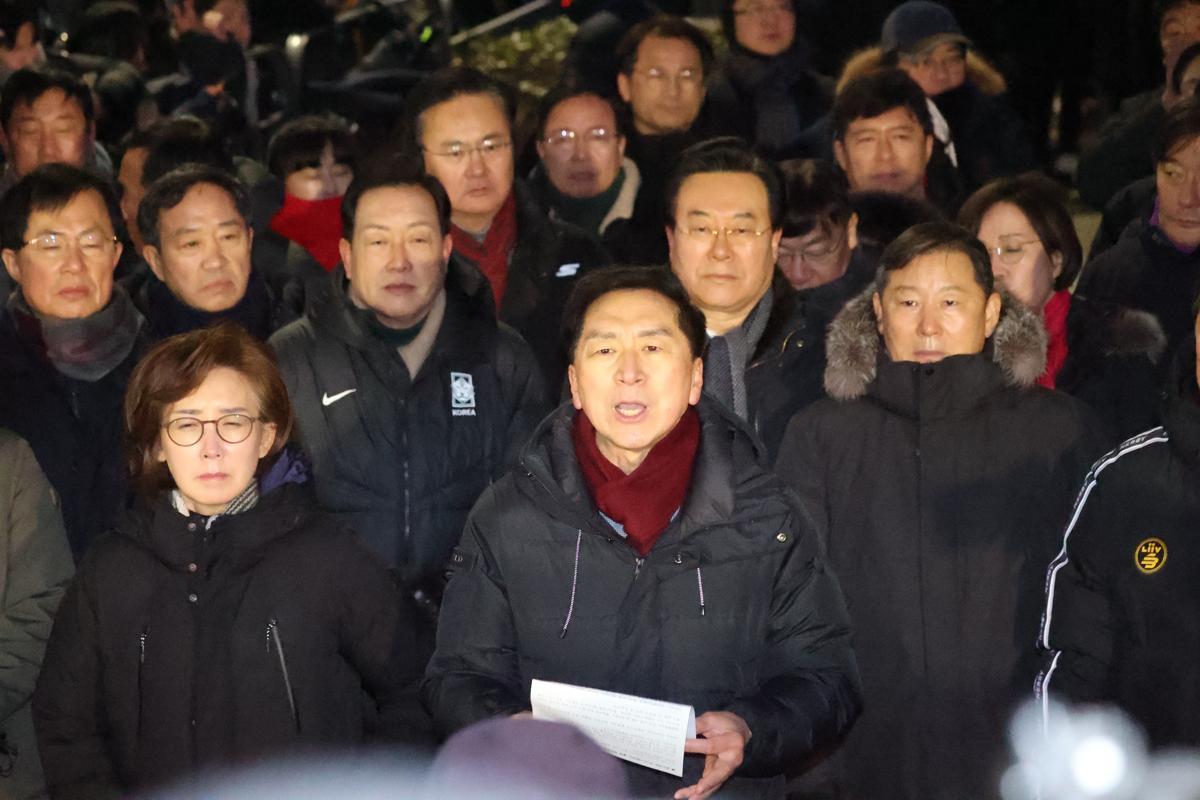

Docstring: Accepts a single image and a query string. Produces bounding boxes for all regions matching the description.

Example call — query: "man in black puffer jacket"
[424,267,861,799]
[269,165,549,597]
[776,223,1105,799]
[1036,314,1200,752]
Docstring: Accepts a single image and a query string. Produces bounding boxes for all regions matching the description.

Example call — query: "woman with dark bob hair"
[32,322,421,798]
[959,172,1166,439]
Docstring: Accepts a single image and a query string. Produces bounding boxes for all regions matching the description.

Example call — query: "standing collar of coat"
[823,285,1047,404]
[517,397,772,543]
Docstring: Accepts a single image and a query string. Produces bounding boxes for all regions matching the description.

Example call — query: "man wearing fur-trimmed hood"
[776,221,1105,799]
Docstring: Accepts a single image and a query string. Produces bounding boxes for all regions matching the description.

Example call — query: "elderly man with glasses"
[665,138,827,463]
[531,86,641,243]
[409,67,610,388]
[0,164,149,558]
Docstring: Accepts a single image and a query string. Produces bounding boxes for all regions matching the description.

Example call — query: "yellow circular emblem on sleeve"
[1135,537,1168,574]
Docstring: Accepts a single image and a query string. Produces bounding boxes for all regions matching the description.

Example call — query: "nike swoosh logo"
[321,389,356,407]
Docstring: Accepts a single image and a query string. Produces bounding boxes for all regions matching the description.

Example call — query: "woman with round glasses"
[959,173,1166,439]
[33,322,421,798]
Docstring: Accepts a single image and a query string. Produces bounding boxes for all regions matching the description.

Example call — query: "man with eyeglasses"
[0,164,149,558]
[878,1,1034,192]
[609,15,726,265]
[665,138,826,462]
[408,66,610,387]
[531,86,640,242]
[136,163,294,341]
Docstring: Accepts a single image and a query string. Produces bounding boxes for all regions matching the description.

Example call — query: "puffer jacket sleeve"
[724,501,862,775]
[327,529,425,739]
[1035,457,1117,710]
[0,435,74,723]
[495,327,551,466]
[32,557,122,799]
[421,490,526,735]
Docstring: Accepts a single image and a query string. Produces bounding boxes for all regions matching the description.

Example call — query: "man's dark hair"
[134,116,234,187]
[0,163,124,251]
[340,158,452,238]
[94,62,146,146]
[0,66,95,132]
[561,265,708,358]
[849,190,942,250]
[615,15,714,77]
[833,69,933,142]
[1154,98,1200,163]
[0,0,37,50]
[779,159,852,239]
[536,84,625,140]
[70,1,147,65]
[664,137,784,229]
[1173,41,1200,96]
[137,164,250,250]
[405,66,516,150]
[874,220,993,295]
[267,114,356,180]
[958,172,1083,293]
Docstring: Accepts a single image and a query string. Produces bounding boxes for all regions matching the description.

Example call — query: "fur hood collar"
[836,47,1007,96]
[824,286,1046,400]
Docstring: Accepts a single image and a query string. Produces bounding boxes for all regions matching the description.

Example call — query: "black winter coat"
[0,312,147,558]
[423,400,862,799]
[132,267,299,342]
[32,472,422,799]
[1075,216,1200,361]
[269,261,549,585]
[743,279,829,465]
[450,182,610,388]
[776,291,1105,799]
[931,81,1036,191]
[1037,346,1200,750]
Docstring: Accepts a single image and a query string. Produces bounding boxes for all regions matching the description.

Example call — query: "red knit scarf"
[269,193,344,271]
[450,192,518,307]
[1039,289,1072,389]
[571,407,701,556]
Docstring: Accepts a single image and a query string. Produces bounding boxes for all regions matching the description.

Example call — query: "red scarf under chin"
[270,193,344,271]
[450,192,518,308]
[571,407,701,557]
[1039,289,1072,389]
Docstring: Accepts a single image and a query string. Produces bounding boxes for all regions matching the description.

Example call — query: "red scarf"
[450,192,518,308]
[1039,289,1072,389]
[571,407,701,557]
[269,193,344,271]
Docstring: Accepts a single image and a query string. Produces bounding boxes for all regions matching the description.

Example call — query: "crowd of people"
[0,0,1198,798]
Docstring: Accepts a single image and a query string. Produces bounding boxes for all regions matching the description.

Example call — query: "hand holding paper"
[674,711,752,800]
[530,679,696,777]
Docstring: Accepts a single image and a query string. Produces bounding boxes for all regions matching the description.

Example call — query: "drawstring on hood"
[560,529,582,639]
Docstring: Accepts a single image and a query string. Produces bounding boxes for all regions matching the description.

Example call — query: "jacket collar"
[311,256,496,366]
[517,398,767,547]
[823,285,1047,405]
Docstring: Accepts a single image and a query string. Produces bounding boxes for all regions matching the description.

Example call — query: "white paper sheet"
[530,679,697,777]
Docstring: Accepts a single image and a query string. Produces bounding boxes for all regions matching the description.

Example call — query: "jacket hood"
[836,46,1007,96]
[823,285,1046,400]
[1070,297,1167,363]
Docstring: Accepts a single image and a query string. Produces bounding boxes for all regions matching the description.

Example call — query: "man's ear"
[1,248,20,283]
[847,212,860,251]
[833,139,848,174]
[617,135,626,159]
[567,364,582,410]
[923,133,934,164]
[339,238,353,280]
[143,244,165,281]
[984,291,1002,338]
[688,356,704,404]
[617,72,632,104]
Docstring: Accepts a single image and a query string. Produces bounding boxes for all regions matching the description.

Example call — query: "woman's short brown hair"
[124,322,293,497]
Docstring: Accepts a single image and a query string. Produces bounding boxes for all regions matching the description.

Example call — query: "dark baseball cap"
[881,1,971,56]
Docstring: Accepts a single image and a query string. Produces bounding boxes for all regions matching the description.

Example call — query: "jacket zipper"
[267,618,298,730]
[634,557,645,578]
[402,428,410,543]
[137,629,148,737]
